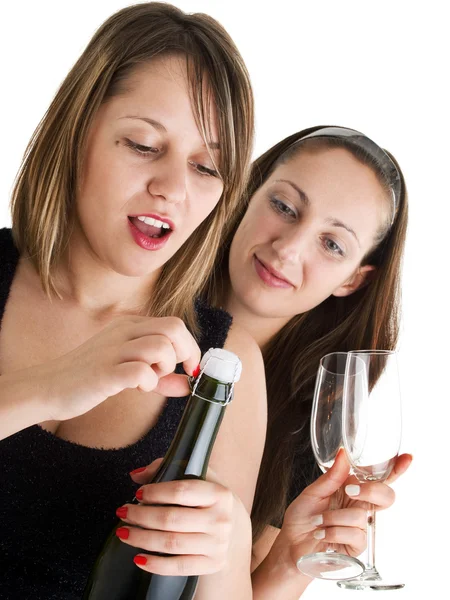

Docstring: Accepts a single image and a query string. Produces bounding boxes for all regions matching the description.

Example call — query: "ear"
[332,265,377,298]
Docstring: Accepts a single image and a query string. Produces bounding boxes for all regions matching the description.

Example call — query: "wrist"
[0,367,53,439]
[267,531,305,578]
[19,366,55,421]
[196,500,253,599]
[252,531,312,598]
[28,357,68,421]
[228,499,253,567]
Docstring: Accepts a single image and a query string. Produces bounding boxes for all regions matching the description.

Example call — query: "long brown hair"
[204,126,408,541]
[10,2,254,335]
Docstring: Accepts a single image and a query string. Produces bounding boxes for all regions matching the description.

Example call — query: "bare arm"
[251,528,312,599]
[0,368,53,440]
[0,316,200,441]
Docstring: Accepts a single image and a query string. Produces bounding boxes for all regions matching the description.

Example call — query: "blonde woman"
[0,4,266,599]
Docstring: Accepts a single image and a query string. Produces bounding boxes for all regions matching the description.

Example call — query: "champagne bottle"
[83,348,242,600]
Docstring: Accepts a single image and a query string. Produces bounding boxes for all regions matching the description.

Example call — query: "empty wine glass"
[296,352,365,580]
[338,350,404,590]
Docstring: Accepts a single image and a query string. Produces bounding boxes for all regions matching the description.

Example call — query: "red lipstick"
[128,217,172,251]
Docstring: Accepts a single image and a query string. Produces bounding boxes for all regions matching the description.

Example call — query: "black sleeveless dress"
[0,227,232,599]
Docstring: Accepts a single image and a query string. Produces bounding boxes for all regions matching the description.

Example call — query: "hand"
[33,316,200,421]
[276,449,412,568]
[114,460,252,576]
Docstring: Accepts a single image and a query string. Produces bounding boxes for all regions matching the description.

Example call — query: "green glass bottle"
[83,348,242,600]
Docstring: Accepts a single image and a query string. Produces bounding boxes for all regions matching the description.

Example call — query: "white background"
[1,2,447,598]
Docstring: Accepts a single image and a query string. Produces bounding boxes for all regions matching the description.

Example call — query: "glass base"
[296,551,365,581]
[337,568,405,590]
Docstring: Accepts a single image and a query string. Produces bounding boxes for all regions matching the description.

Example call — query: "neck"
[52,224,160,321]
[225,291,290,351]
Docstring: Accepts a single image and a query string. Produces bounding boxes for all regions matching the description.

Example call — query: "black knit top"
[0,228,233,599]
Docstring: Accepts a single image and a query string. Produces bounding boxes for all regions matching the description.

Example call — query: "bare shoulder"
[223,320,267,426]
[223,321,266,380]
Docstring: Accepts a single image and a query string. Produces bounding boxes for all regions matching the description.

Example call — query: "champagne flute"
[338,350,404,590]
[296,352,365,580]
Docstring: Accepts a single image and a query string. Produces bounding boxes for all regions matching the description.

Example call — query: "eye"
[189,160,219,178]
[124,138,160,156]
[323,237,345,257]
[269,196,296,219]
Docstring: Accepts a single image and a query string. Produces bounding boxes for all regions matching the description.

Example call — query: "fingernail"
[135,489,144,501]
[130,467,147,475]
[116,506,128,519]
[313,529,326,540]
[116,527,129,540]
[192,364,201,378]
[134,555,147,566]
[310,514,323,526]
[345,484,361,496]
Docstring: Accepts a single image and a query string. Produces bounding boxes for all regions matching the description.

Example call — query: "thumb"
[129,457,164,484]
[386,453,413,484]
[153,373,190,398]
[303,448,350,501]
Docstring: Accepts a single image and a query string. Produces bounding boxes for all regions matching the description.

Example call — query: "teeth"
[136,216,171,229]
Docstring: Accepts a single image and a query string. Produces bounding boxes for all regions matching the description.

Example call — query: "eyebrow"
[121,116,220,150]
[275,179,310,206]
[274,178,360,246]
[325,218,360,247]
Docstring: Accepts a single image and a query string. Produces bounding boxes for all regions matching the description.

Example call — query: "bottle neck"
[154,376,232,481]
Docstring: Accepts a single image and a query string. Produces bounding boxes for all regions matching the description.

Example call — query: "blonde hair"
[10,2,254,335]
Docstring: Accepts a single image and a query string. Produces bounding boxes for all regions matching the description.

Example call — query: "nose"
[272,227,308,266]
[147,153,187,205]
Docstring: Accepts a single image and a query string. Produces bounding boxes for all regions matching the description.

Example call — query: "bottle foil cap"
[200,348,242,384]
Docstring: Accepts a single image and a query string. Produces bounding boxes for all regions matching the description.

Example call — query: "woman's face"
[229,146,390,320]
[75,55,223,277]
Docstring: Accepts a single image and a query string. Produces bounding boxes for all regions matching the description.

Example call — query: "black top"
[0,228,233,599]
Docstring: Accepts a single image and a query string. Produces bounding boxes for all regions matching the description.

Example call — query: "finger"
[121,335,177,379]
[129,458,164,484]
[116,526,216,556]
[153,373,190,398]
[128,317,201,376]
[134,479,230,509]
[315,507,367,531]
[116,504,213,533]
[114,361,159,393]
[345,481,395,510]
[132,553,222,576]
[386,453,413,484]
[302,448,350,503]
[314,526,366,555]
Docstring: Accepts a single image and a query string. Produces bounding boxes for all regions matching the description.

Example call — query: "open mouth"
[128,216,173,239]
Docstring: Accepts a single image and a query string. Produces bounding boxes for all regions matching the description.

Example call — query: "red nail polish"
[116,527,129,540]
[116,506,128,519]
[135,489,144,501]
[192,364,201,378]
[134,555,147,566]
[130,467,147,475]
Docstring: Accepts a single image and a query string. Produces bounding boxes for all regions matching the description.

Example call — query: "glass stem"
[366,503,376,571]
